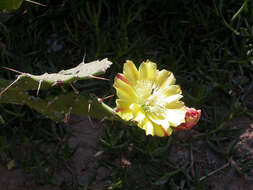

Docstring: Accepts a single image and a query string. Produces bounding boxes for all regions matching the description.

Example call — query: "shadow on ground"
[0,115,252,190]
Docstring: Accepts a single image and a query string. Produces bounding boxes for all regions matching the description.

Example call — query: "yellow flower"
[114,60,190,137]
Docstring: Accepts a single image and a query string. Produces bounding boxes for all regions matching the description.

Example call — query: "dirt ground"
[207,116,253,190]
[171,116,253,190]
[0,115,252,190]
[0,115,108,190]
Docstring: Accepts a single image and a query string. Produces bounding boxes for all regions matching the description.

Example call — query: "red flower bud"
[176,108,201,131]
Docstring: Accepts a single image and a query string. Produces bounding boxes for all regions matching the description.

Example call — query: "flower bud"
[176,108,201,131]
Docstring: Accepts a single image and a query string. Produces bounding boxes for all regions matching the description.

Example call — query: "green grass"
[0,0,253,189]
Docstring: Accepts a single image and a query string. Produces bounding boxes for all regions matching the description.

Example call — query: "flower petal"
[159,72,176,89]
[163,94,183,107]
[153,123,172,137]
[164,108,187,126]
[165,127,173,136]
[156,70,171,87]
[116,99,133,120]
[142,120,154,136]
[130,103,146,124]
[147,112,166,125]
[139,60,157,81]
[153,124,167,137]
[114,74,137,101]
[165,101,185,109]
[123,60,139,86]
[158,85,182,97]
[116,99,131,110]
[117,110,133,121]
[115,88,134,101]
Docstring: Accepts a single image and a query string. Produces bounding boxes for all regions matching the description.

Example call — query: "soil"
[0,115,108,190]
[0,115,252,190]
[171,116,253,190]
[206,117,253,190]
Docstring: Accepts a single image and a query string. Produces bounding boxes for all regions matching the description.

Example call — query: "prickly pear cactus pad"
[0,58,115,122]
[0,58,112,93]
[0,0,23,12]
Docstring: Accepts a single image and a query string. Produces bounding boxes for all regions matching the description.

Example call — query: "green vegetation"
[0,58,114,121]
[0,0,23,12]
[0,0,252,189]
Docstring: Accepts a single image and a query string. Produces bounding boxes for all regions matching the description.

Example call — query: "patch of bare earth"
[0,115,252,189]
[0,115,109,190]
[171,116,253,190]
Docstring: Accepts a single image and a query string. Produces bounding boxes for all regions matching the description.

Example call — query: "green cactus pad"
[0,0,23,12]
[0,58,112,93]
[0,58,116,122]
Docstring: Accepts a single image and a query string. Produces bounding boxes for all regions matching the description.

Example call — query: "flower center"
[134,80,165,115]
[135,80,154,104]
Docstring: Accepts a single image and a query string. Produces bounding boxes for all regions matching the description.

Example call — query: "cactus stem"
[88,75,109,81]
[0,75,22,96]
[37,79,43,96]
